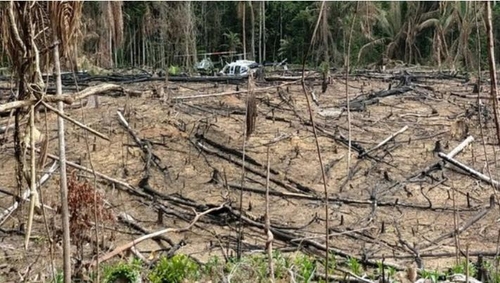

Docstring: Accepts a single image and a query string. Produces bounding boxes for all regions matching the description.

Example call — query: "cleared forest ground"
[0,68,499,281]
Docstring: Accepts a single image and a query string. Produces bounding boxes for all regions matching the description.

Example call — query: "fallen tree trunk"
[172,80,298,101]
[438,152,500,188]
[194,138,315,194]
[410,135,475,180]
[342,86,413,109]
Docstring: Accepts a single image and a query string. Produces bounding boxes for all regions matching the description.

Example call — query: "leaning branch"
[0,83,122,113]
[0,162,58,224]
[41,101,109,141]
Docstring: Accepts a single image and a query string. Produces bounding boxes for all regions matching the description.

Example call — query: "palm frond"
[356,37,388,64]
[418,18,439,32]
[48,1,83,59]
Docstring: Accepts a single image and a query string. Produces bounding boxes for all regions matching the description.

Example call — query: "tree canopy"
[2,1,500,71]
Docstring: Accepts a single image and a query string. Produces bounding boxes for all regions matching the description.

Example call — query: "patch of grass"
[225,255,268,283]
[449,259,477,277]
[294,253,317,283]
[346,256,362,276]
[320,252,336,277]
[202,255,223,280]
[50,271,63,283]
[373,260,397,281]
[149,254,200,283]
[273,250,292,280]
[420,269,441,283]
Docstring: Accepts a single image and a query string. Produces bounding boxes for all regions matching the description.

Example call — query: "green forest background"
[2,1,500,72]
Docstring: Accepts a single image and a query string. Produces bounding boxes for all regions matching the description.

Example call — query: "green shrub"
[168,65,181,76]
[102,259,142,283]
[149,254,200,283]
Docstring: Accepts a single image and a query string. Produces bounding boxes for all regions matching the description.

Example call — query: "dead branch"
[450,92,495,100]
[117,111,170,179]
[33,148,145,196]
[0,97,68,113]
[224,182,479,212]
[41,101,109,141]
[33,149,218,225]
[359,125,409,158]
[335,267,375,283]
[118,212,175,247]
[380,135,475,197]
[343,86,413,109]
[0,161,58,224]
[195,133,315,193]
[89,203,226,266]
[264,146,274,280]
[418,195,496,250]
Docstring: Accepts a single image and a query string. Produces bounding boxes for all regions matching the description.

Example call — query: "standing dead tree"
[0,1,82,282]
[1,2,47,234]
[485,1,500,144]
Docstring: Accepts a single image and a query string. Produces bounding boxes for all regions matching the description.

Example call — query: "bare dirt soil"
[1,69,499,281]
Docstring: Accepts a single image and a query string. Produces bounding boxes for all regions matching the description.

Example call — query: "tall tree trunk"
[54,36,71,283]
[142,25,146,66]
[250,1,255,60]
[321,2,329,64]
[132,26,135,67]
[258,1,262,63]
[109,28,113,68]
[279,2,283,42]
[262,1,266,63]
[189,2,197,70]
[203,2,208,50]
[178,1,196,70]
[486,0,500,144]
[242,2,246,59]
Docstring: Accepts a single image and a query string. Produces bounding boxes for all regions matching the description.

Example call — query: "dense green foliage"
[2,1,500,71]
[87,252,500,283]
[83,1,500,70]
